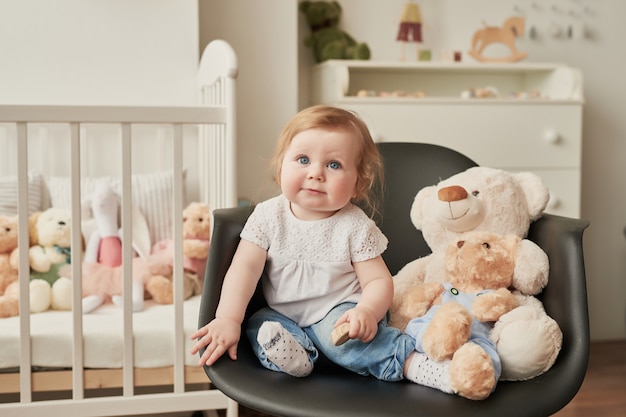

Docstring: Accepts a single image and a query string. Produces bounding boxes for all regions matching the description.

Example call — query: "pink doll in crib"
[81,183,150,313]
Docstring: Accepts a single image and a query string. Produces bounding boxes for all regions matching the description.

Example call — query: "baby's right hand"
[190,317,241,366]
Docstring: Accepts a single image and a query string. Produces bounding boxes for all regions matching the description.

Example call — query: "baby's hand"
[190,317,241,366]
[333,307,378,344]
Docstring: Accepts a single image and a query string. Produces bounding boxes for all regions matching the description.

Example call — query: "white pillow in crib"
[0,171,44,217]
[46,170,186,244]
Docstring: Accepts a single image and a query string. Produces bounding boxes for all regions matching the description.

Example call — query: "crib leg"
[226,398,239,417]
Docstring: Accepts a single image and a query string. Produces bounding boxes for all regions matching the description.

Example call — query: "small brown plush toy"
[0,215,20,318]
[398,231,522,400]
[146,202,211,304]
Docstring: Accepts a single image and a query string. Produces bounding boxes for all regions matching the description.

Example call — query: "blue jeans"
[246,302,416,381]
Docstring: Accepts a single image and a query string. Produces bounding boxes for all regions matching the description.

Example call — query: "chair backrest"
[375,142,478,274]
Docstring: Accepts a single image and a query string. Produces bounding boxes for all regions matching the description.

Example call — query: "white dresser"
[311,60,584,218]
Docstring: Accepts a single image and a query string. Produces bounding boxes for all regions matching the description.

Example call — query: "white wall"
[199,0,300,204]
[0,0,199,105]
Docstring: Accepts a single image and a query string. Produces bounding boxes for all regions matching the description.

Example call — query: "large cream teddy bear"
[400,231,522,400]
[391,166,562,381]
[28,208,73,312]
[145,202,210,304]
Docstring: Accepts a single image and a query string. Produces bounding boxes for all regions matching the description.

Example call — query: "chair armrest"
[526,213,590,403]
[198,206,254,330]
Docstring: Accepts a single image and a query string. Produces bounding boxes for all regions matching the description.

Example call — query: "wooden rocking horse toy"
[468,16,528,63]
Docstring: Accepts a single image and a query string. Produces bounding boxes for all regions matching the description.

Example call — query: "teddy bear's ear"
[410,185,436,229]
[514,172,550,221]
[28,211,41,246]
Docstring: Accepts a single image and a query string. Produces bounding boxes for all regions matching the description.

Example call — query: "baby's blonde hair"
[271,105,383,217]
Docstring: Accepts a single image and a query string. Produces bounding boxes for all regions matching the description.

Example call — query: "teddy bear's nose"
[438,185,468,202]
[457,240,465,248]
[58,221,66,226]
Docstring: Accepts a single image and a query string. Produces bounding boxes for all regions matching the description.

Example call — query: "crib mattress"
[0,295,202,370]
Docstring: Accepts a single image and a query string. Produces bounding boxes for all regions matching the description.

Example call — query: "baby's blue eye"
[297,156,309,164]
[328,161,341,170]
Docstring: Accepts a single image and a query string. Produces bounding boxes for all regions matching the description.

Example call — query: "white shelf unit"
[311,60,584,218]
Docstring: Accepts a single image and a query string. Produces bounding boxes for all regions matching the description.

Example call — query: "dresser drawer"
[345,102,581,170]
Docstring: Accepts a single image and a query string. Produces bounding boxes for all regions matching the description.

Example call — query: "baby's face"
[280,128,359,221]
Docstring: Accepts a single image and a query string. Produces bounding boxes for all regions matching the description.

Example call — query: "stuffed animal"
[0,215,20,317]
[28,208,73,312]
[81,184,151,313]
[399,231,521,400]
[145,202,210,304]
[391,166,562,381]
[300,0,371,63]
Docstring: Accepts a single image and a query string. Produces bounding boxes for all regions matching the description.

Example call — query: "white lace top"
[240,194,388,326]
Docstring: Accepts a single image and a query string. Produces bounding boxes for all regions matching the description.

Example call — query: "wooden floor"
[230,340,626,417]
[553,340,626,417]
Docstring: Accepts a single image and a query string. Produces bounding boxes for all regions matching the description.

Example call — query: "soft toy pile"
[300,0,370,62]
[391,167,563,383]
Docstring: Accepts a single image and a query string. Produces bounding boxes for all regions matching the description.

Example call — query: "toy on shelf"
[300,0,370,63]
[460,86,499,99]
[468,16,528,63]
[396,1,423,61]
[355,89,426,98]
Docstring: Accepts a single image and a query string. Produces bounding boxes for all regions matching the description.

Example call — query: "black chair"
[198,142,590,417]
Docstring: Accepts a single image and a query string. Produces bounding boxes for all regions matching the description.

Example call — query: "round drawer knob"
[543,129,561,144]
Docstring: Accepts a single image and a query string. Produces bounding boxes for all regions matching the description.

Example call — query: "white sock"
[257,321,312,377]
[405,352,453,394]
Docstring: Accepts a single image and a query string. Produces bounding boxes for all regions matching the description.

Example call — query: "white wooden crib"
[0,40,238,417]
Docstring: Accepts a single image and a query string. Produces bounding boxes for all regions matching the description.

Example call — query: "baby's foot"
[257,321,313,377]
[404,352,453,394]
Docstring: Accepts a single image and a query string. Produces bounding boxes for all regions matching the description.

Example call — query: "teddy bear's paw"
[29,279,52,313]
[472,288,518,322]
[491,306,563,381]
[51,277,72,310]
[146,275,174,304]
[423,302,472,361]
[449,342,496,400]
[0,282,19,318]
[0,298,19,318]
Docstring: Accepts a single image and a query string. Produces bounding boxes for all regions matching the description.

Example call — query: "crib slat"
[16,122,32,404]
[172,123,185,393]
[120,122,135,397]
[69,122,85,399]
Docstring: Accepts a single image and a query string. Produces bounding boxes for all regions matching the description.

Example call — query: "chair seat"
[207,335,585,417]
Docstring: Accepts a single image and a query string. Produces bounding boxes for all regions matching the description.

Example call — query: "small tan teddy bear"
[146,202,211,304]
[399,231,522,400]
[0,215,20,318]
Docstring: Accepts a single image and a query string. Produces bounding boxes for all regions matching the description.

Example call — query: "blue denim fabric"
[404,284,502,381]
[246,302,416,381]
